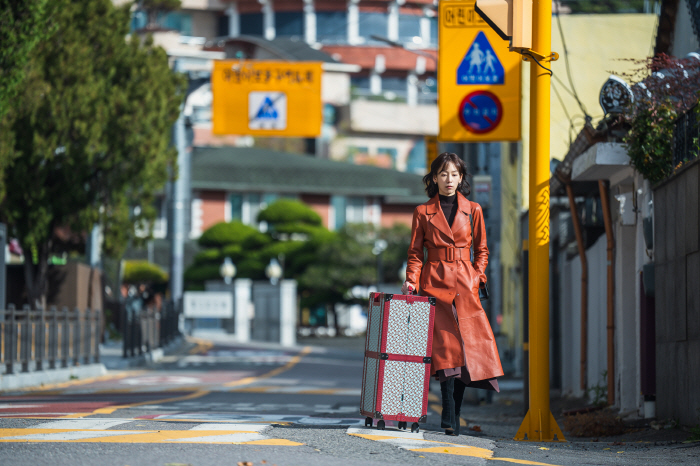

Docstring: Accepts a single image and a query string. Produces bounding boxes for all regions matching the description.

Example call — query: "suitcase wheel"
[397,421,407,430]
[411,422,420,433]
[365,417,373,427]
[377,420,385,430]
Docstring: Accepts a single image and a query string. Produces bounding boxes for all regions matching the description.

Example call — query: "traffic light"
[474,0,532,50]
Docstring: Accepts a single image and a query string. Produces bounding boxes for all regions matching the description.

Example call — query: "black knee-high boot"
[440,378,457,435]
[452,379,467,436]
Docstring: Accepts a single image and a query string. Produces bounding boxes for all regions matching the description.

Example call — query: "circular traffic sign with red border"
[458,91,503,134]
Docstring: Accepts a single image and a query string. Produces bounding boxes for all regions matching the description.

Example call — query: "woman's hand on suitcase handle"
[401,281,415,295]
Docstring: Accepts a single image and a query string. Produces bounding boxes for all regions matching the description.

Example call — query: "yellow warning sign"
[212,61,323,137]
[438,1,521,142]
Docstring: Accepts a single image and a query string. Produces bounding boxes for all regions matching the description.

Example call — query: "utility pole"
[475,0,565,441]
[514,0,564,441]
[170,59,190,313]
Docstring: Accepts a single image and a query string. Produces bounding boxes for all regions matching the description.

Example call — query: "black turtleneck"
[439,193,457,227]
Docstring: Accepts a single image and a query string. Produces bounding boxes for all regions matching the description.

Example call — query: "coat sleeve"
[471,202,489,283]
[405,206,424,291]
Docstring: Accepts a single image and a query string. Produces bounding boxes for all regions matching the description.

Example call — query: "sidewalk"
[99,336,191,370]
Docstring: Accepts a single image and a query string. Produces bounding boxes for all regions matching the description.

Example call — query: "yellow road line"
[91,389,211,415]
[0,428,303,445]
[187,337,214,355]
[225,346,313,388]
[16,370,147,393]
[60,345,313,418]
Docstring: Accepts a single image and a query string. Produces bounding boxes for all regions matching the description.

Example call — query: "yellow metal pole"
[514,0,565,442]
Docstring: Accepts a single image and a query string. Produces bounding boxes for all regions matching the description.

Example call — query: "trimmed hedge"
[257,199,322,226]
[198,221,258,248]
[123,260,168,284]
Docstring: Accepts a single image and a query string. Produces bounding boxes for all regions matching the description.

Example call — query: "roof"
[321,45,437,73]
[205,36,339,63]
[191,146,427,203]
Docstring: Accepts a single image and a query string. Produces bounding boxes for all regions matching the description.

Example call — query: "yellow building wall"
[519,13,658,209]
[499,14,656,372]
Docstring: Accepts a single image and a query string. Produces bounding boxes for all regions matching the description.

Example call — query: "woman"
[401,152,503,436]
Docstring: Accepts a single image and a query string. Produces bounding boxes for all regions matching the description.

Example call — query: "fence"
[1,306,101,375]
[672,104,699,167]
[121,299,179,358]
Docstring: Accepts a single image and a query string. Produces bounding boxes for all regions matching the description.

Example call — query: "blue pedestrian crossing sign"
[249,91,287,130]
[457,31,504,85]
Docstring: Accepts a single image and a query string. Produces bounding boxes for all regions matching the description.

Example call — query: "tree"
[0,0,50,117]
[184,200,333,289]
[0,0,51,199]
[0,0,186,307]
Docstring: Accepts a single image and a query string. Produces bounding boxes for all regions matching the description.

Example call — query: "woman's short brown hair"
[422,152,471,198]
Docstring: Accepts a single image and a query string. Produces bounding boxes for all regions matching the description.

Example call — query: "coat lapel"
[451,193,471,238]
[427,195,454,241]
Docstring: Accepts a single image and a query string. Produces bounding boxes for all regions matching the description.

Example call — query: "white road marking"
[33,419,133,430]
[168,432,267,443]
[189,423,269,432]
[0,404,44,409]
[2,430,148,441]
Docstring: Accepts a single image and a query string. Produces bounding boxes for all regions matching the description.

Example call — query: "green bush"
[198,221,258,248]
[183,263,221,282]
[258,199,322,226]
[193,248,222,264]
[123,260,168,284]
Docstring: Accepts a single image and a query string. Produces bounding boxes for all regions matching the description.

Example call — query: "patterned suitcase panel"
[384,299,410,355]
[401,361,430,418]
[360,356,379,414]
[378,360,405,416]
[404,301,433,357]
[366,293,385,353]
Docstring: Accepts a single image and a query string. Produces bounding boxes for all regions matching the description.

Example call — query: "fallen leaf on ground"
[237,462,253,466]
[538,447,549,450]
[470,425,482,432]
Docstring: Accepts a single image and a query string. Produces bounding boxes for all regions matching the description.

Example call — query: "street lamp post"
[219,257,236,285]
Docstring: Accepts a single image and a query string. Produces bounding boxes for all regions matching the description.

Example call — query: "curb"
[0,364,107,391]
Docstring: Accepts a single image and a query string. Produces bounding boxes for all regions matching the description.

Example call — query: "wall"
[197,191,228,232]
[519,14,658,209]
[379,204,414,228]
[558,233,608,398]
[653,158,700,426]
[671,0,700,57]
[299,194,331,229]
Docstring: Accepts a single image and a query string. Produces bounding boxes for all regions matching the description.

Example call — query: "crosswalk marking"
[346,427,560,465]
[0,421,302,445]
[33,419,133,430]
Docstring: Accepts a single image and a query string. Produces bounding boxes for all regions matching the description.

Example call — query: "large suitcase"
[360,292,436,432]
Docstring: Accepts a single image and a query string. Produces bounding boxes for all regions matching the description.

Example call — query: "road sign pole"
[514,0,565,442]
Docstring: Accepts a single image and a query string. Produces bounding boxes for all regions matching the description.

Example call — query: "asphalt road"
[0,337,697,466]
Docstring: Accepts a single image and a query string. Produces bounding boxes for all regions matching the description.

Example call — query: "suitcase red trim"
[360,292,436,424]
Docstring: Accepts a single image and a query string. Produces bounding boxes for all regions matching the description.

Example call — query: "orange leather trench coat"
[405,193,503,382]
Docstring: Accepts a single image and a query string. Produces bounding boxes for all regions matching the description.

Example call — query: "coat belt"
[426,247,472,262]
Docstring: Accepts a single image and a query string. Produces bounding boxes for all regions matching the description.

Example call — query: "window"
[359,12,387,43]
[429,17,438,46]
[382,76,407,91]
[230,193,243,221]
[275,12,304,37]
[406,138,427,174]
[377,147,398,168]
[161,12,192,36]
[346,197,365,224]
[399,14,421,43]
[240,13,263,35]
[131,11,147,30]
[317,11,347,43]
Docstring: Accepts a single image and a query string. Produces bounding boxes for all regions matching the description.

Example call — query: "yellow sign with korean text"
[438,1,521,142]
[212,61,322,137]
